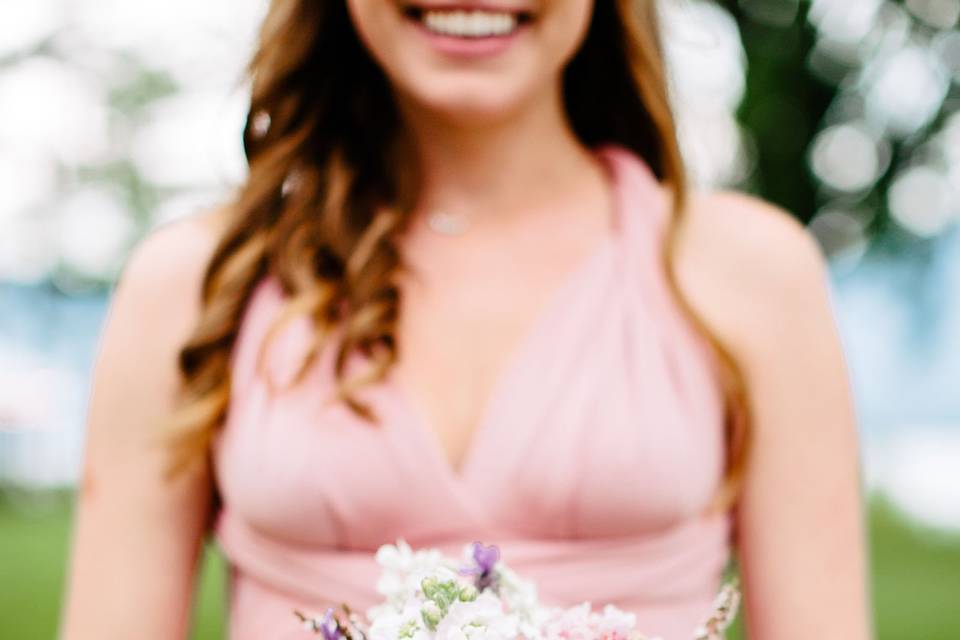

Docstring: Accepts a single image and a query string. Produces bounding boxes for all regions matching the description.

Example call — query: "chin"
[397,75,537,125]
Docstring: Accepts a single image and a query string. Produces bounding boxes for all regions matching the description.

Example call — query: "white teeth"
[422,9,518,37]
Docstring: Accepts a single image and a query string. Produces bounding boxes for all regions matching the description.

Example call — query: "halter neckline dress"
[211,142,733,640]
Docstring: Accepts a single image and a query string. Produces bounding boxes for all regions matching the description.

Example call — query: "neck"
[394,85,600,226]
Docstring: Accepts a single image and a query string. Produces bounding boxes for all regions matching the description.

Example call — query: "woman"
[61,0,872,638]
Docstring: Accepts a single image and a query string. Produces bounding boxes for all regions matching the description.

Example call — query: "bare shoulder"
[80,203,233,464]
[97,203,233,400]
[118,205,231,301]
[668,187,834,357]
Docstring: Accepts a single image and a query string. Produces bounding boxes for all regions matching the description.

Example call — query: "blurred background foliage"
[0,0,958,638]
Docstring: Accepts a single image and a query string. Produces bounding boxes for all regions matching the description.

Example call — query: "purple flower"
[458,541,500,592]
[319,608,342,640]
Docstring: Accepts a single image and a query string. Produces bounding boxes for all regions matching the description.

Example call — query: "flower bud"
[422,600,444,630]
[421,577,441,600]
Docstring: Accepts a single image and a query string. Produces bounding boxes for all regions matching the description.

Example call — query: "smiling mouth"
[402,4,534,38]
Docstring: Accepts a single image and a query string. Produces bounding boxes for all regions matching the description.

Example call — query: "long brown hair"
[166,0,750,516]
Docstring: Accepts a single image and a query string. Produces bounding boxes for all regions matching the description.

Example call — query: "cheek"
[544,0,595,66]
[345,0,404,69]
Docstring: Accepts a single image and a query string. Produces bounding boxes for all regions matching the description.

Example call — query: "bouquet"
[293,540,740,640]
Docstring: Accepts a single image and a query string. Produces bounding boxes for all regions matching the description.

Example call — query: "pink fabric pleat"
[211,142,733,640]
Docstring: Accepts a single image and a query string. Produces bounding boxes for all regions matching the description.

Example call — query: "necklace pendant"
[426,210,469,236]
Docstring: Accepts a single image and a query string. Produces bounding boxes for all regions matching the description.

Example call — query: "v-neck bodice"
[211,143,732,640]
[389,157,624,485]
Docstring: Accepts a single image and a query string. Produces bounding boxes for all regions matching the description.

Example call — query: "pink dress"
[211,142,732,640]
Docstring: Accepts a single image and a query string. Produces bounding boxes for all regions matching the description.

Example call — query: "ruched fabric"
[211,143,733,640]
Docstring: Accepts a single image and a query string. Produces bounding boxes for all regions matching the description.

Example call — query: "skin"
[60,0,873,638]
[60,210,226,638]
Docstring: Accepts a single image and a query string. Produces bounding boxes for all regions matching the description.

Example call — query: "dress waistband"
[213,508,733,612]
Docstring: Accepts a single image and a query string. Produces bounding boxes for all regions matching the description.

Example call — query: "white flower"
[541,602,595,640]
[491,564,543,637]
[374,539,459,610]
[367,541,649,640]
[593,604,637,638]
[433,592,518,640]
[368,601,430,640]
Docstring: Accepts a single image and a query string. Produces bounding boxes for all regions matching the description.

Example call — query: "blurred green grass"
[0,490,226,639]
[1,492,958,639]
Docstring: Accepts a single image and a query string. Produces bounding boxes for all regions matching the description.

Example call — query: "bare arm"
[60,209,229,639]
[675,190,873,639]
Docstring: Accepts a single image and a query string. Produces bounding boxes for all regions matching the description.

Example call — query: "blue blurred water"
[832,229,960,432]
